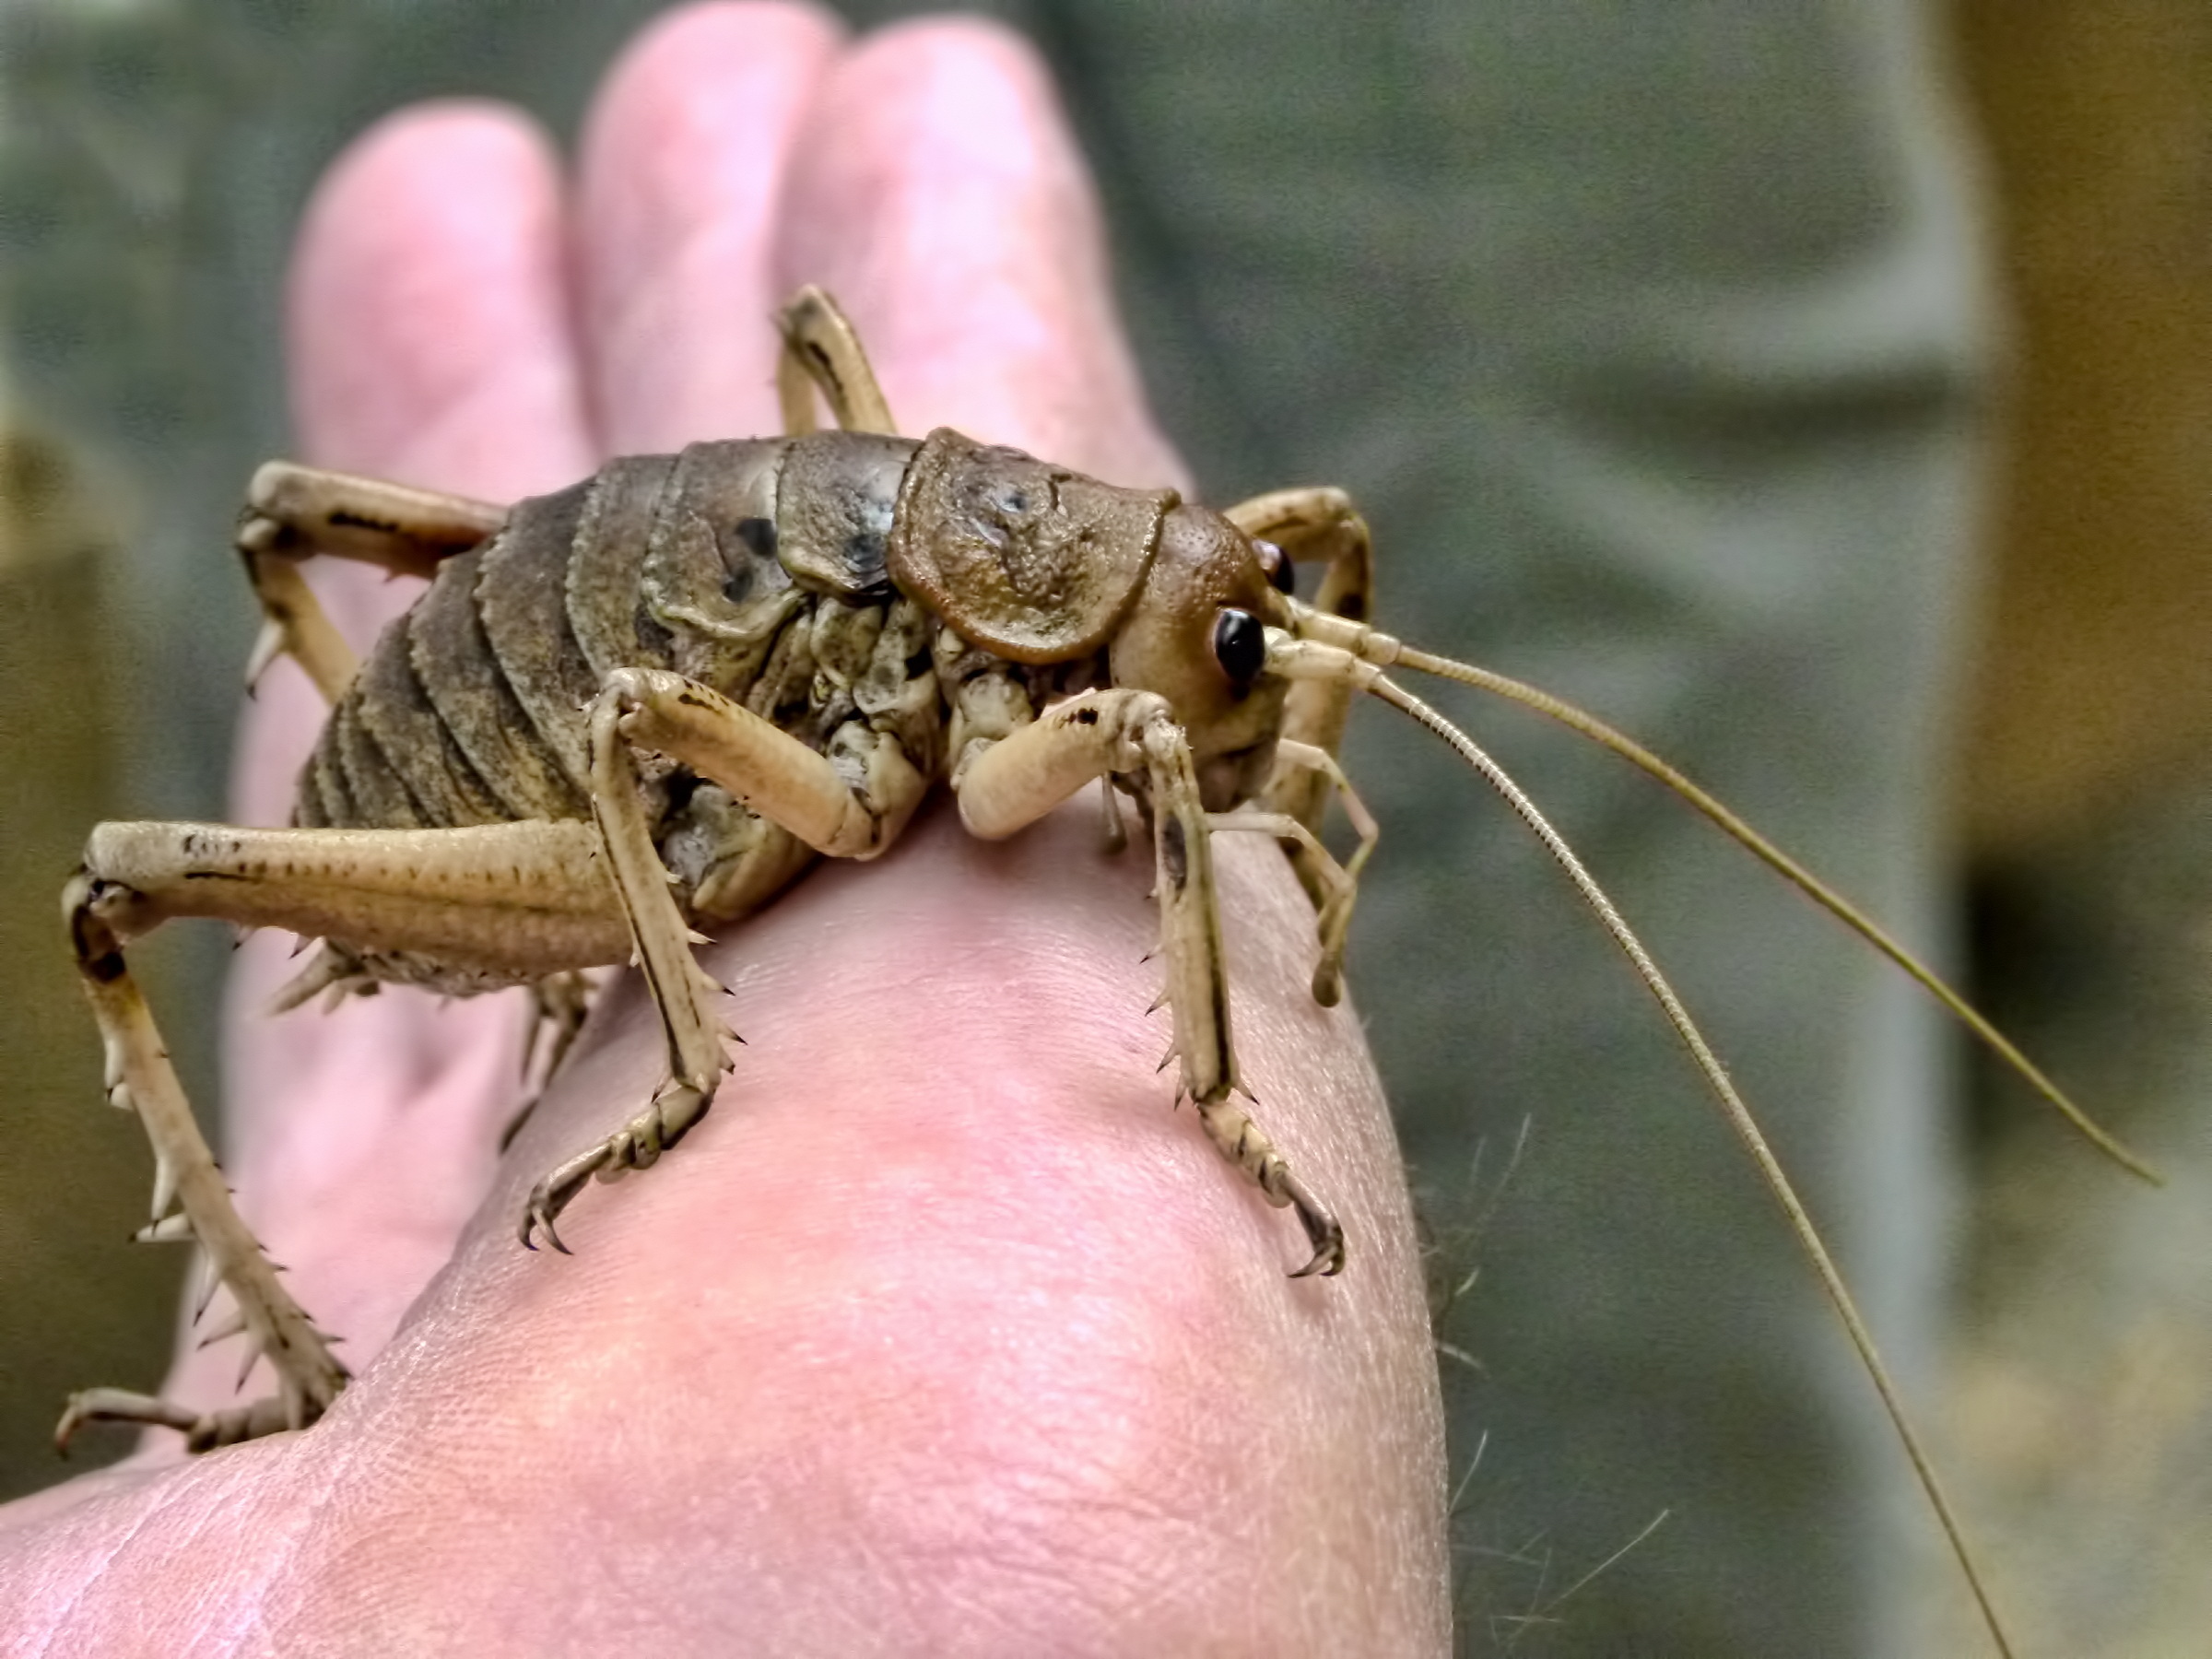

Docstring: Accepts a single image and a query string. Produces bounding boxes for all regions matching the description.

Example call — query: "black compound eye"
[1254,538,1296,594]
[1212,607,1266,687]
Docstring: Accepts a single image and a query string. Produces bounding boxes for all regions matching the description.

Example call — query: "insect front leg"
[1212,738,1380,1008]
[523,666,930,1246]
[1225,487,1372,873]
[957,689,1346,1278]
[58,816,624,1452]
[236,461,508,700]
[773,283,897,436]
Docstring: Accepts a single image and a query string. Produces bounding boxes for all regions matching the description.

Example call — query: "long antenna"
[1302,603,2156,1185]
[1366,670,2017,1659]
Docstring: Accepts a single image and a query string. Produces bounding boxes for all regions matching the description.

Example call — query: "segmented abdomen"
[295,431,924,836]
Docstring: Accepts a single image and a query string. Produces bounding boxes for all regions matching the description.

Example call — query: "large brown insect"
[57,288,2147,1655]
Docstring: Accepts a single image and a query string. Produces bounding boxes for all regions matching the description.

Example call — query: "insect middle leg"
[519,665,929,1245]
[59,817,625,1451]
[953,688,1346,1277]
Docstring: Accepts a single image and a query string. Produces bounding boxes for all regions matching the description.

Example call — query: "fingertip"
[265,100,596,825]
[841,14,1070,155]
[576,1,848,450]
[288,100,594,497]
[304,96,552,212]
[782,15,1096,311]
[607,0,847,68]
[776,18,1178,484]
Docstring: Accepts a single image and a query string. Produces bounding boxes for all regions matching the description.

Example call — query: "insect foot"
[1194,1093,1345,1278]
[520,1078,714,1254]
[57,1390,304,1457]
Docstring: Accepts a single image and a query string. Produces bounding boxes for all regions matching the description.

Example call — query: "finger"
[773,18,1181,486]
[195,106,596,1417]
[288,102,595,497]
[574,1,846,453]
[238,103,595,824]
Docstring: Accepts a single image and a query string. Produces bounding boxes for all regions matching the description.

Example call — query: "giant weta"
[56,287,2148,1653]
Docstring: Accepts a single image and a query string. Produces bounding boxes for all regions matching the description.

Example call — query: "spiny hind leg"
[236,461,509,700]
[59,873,349,1453]
[955,688,1346,1277]
[60,816,626,1451]
[75,774,740,1267]
[774,284,898,435]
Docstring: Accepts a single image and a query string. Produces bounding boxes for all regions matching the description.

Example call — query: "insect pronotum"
[56,286,2150,1656]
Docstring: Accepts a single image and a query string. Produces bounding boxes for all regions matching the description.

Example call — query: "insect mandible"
[55,286,2150,1656]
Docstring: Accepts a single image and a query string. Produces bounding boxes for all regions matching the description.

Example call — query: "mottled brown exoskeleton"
[59,288,2147,1657]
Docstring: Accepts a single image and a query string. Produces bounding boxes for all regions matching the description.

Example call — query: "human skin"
[0,6,1447,1653]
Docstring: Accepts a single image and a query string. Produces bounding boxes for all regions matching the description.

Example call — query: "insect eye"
[1212,607,1267,686]
[1254,538,1295,594]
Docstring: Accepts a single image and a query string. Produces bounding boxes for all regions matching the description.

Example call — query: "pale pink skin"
[0,8,1447,1653]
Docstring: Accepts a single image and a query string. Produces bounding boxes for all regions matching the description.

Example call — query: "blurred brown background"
[1934,5,2212,1652]
[1960,0,2212,854]
[0,429,186,1497]
[0,3,2206,1652]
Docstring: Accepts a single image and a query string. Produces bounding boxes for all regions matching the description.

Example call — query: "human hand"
[2,6,1445,1650]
